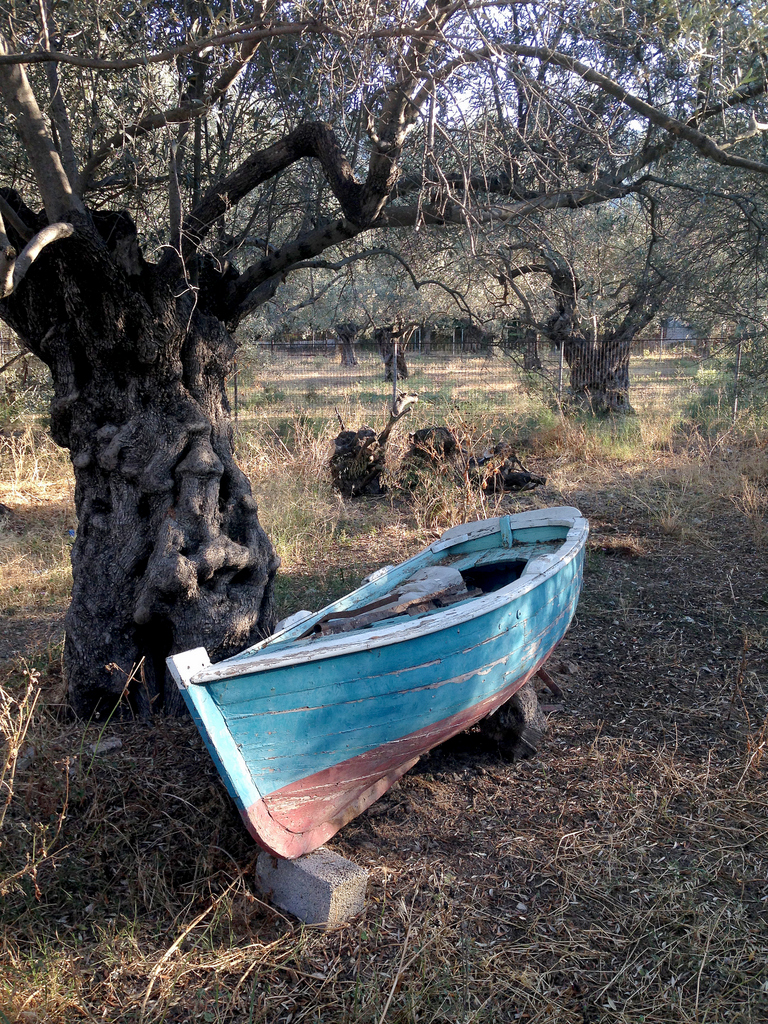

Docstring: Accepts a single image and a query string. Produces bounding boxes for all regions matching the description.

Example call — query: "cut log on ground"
[400,427,546,494]
[407,425,458,462]
[474,445,546,492]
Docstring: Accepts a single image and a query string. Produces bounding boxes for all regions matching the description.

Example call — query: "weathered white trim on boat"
[167,646,265,806]
[189,507,588,686]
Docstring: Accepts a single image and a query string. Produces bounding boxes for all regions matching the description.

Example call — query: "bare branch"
[38,0,79,187]
[78,21,270,191]
[277,276,342,313]
[428,42,768,176]
[179,123,365,266]
[360,0,456,224]
[228,218,363,321]
[0,20,442,72]
[0,222,74,297]
[0,33,84,221]
[0,349,27,375]
[688,77,767,129]
[262,243,475,319]
[0,194,32,242]
[380,178,639,229]
[282,246,407,275]
[77,103,207,193]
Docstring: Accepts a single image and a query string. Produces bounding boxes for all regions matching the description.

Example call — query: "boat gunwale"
[188,508,588,686]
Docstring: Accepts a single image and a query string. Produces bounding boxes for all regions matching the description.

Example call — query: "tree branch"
[0,220,74,297]
[77,102,208,193]
[0,349,28,375]
[176,123,365,267]
[227,218,363,321]
[247,243,474,320]
[416,42,768,176]
[78,14,273,191]
[379,178,639,228]
[0,20,443,71]
[359,0,455,224]
[38,0,79,187]
[504,45,768,175]
[0,33,84,221]
[0,194,33,242]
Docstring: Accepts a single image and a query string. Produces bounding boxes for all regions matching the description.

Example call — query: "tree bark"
[335,322,358,366]
[375,325,409,381]
[563,330,634,413]
[2,207,278,717]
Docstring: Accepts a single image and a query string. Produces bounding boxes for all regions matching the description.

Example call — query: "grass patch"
[0,431,74,626]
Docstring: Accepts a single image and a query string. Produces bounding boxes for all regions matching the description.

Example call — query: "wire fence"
[0,330,755,432]
[227,333,750,428]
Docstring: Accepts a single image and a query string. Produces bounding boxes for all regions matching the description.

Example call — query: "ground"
[1,422,766,1023]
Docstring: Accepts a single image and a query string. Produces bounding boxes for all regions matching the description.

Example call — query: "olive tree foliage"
[398,0,768,409]
[0,0,766,714]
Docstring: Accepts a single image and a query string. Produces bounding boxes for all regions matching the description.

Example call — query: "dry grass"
[0,431,73,664]
[1,403,767,1024]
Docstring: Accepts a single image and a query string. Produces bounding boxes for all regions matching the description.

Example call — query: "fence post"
[392,338,398,409]
[558,341,564,405]
[233,356,239,421]
[732,337,743,426]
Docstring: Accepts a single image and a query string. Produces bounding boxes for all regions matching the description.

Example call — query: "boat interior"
[299,538,564,638]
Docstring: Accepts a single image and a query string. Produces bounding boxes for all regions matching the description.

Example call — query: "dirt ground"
[2,453,767,1023]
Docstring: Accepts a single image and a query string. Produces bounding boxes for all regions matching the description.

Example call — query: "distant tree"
[335,322,358,367]
[375,323,415,382]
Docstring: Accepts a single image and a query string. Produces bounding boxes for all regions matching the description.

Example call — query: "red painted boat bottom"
[241,659,547,859]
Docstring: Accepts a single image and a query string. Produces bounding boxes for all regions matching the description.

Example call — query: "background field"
[1,362,767,1023]
[228,344,727,428]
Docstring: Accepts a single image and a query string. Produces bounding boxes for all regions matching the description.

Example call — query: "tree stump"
[329,393,418,497]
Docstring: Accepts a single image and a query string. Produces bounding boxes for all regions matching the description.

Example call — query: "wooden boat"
[168,506,588,859]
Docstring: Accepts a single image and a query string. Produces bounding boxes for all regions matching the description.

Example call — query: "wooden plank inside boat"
[307,565,476,635]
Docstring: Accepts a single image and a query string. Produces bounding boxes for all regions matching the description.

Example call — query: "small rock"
[555,659,579,676]
[86,736,122,755]
[16,744,36,770]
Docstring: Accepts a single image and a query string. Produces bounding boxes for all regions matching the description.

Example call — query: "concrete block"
[256,848,368,926]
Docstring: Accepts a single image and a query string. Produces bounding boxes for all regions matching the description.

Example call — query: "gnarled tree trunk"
[3,205,278,717]
[563,330,633,413]
[544,265,635,413]
[375,325,410,381]
[335,322,358,366]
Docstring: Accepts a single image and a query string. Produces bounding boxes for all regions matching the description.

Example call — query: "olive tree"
[0,0,766,714]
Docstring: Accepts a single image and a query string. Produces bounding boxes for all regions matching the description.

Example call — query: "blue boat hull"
[169,508,588,858]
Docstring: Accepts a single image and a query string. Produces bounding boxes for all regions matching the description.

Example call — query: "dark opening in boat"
[459,560,529,594]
